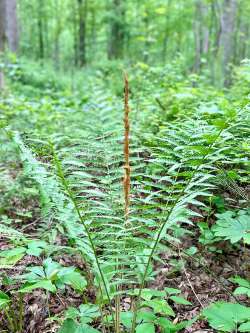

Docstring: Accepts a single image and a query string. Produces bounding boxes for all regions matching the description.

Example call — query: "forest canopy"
[1,0,250,85]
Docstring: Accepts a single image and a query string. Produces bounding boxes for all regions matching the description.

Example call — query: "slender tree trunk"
[38,0,44,59]
[234,0,249,63]
[194,0,209,73]
[72,2,78,66]
[194,6,201,72]
[213,1,222,58]
[108,0,125,59]
[5,0,18,53]
[78,0,88,66]
[0,0,6,89]
[143,8,150,63]
[219,0,238,86]
[53,0,61,69]
[90,4,96,63]
[209,1,219,83]
[162,0,172,62]
[241,24,249,60]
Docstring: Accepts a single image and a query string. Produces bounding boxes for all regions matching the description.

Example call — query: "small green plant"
[57,287,193,333]
[58,304,101,333]
[230,276,250,298]
[0,240,48,268]
[0,259,87,332]
[119,288,193,333]
[197,221,222,251]
[203,302,250,332]
[213,210,250,244]
[17,258,87,294]
[0,290,24,332]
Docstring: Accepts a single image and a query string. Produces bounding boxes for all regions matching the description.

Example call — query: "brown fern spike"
[123,73,131,221]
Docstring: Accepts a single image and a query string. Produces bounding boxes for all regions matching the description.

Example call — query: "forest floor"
[1,177,249,333]
[1,63,250,333]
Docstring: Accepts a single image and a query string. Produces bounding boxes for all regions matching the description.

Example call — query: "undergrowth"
[0,61,250,333]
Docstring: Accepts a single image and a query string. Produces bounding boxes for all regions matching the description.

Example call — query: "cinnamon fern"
[4,83,249,333]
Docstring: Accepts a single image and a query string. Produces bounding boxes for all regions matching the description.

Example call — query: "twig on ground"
[178,246,205,309]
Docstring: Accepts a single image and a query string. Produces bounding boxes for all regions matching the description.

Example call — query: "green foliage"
[18,258,87,294]
[58,319,101,333]
[203,302,250,332]
[0,240,49,268]
[213,210,250,244]
[15,0,250,89]
[0,247,27,268]
[58,304,101,333]
[198,222,220,249]
[0,291,25,332]
[230,276,250,298]
[0,291,10,309]
[231,60,250,105]
[1,57,250,332]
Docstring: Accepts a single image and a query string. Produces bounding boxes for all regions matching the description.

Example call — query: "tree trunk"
[90,4,96,63]
[162,0,172,62]
[219,0,238,86]
[194,0,209,73]
[38,0,44,59]
[78,0,87,66]
[5,0,18,53]
[108,0,125,59]
[72,2,78,66]
[233,0,249,64]
[143,8,150,63]
[209,0,219,83]
[53,0,61,69]
[0,0,6,89]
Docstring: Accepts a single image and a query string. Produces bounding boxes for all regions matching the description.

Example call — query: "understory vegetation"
[0,57,250,333]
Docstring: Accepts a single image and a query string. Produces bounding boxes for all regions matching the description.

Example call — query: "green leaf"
[79,304,100,324]
[26,240,47,257]
[60,305,100,332]
[44,258,61,279]
[142,299,175,316]
[185,246,198,256]
[58,319,78,333]
[234,287,250,298]
[19,280,57,293]
[76,324,101,333]
[169,296,192,305]
[239,321,250,332]
[137,311,156,322]
[61,271,87,292]
[213,212,250,244]
[58,320,101,333]
[141,288,166,300]
[157,317,190,333]
[0,247,26,267]
[65,307,80,320]
[165,288,181,295]
[120,311,133,329]
[0,291,10,308]
[230,276,250,297]
[203,302,250,332]
[230,276,250,288]
[136,323,155,333]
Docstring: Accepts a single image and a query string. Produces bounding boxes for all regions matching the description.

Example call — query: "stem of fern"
[130,128,224,333]
[123,72,131,222]
[18,293,24,332]
[4,307,15,332]
[51,146,115,328]
[114,73,131,333]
